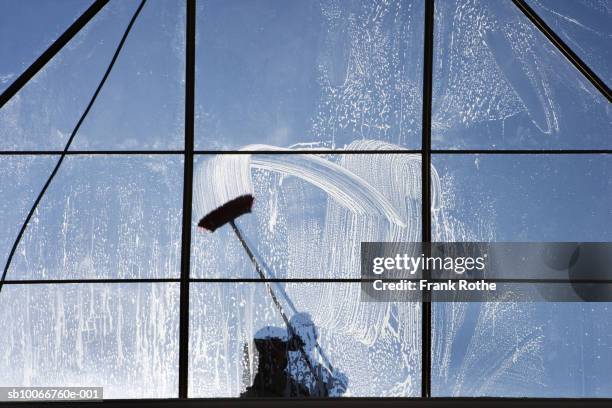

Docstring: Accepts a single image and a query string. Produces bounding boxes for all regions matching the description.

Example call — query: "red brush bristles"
[198,194,255,232]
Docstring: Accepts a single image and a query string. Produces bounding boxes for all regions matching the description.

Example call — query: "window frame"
[0,0,610,405]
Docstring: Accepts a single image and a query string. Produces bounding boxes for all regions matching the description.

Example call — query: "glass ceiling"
[0,0,610,400]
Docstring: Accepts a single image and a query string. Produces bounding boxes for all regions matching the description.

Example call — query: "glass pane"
[196,0,424,150]
[189,282,420,397]
[0,283,179,398]
[0,0,94,93]
[0,155,57,276]
[432,155,612,397]
[6,155,183,280]
[433,155,611,241]
[191,153,421,278]
[73,0,185,150]
[525,0,612,86]
[432,0,611,149]
[0,1,139,150]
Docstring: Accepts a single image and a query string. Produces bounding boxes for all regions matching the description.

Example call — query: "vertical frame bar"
[179,0,196,399]
[421,0,435,399]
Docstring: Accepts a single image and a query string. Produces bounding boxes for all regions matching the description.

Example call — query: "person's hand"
[330,371,348,396]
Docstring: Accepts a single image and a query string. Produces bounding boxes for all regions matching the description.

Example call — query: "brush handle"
[229,221,335,373]
[234,230,334,373]
[229,220,328,389]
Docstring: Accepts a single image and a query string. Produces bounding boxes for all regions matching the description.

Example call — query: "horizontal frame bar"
[0,149,611,155]
[2,278,180,284]
[0,151,185,155]
[3,278,612,285]
[3,397,611,407]
[431,149,612,155]
[0,278,361,285]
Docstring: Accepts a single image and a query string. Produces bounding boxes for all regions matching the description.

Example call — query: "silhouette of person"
[240,315,348,398]
[240,326,310,397]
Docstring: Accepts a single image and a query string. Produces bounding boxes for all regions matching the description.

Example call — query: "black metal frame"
[6,397,612,408]
[0,149,612,155]
[511,0,611,103]
[0,0,610,405]
[0,0,111,109]
[420,0,435,398]
[0,0,147,296]
[178,0,196,399]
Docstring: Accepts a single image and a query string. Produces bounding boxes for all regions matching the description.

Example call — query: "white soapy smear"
[194,144,407,228]
[0,0,561,397]
[0,156,182,397]
[312,0,424,148]
[0,284,179,397]
[432,1,530,132]
[191,140,426,396]
[191,138,545,397]
[432,168,544,396]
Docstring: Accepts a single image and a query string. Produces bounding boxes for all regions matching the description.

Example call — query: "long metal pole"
[229,220,326,391]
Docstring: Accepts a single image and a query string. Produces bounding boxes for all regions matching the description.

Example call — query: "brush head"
[198,194,254,232]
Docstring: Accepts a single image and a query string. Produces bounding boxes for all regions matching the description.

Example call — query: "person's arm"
[323,367,349,397]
